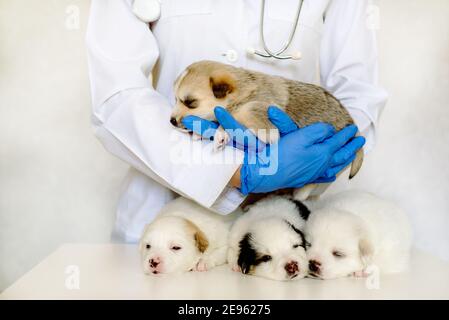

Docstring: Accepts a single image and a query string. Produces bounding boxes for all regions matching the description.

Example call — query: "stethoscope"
[247,0,303,60]
[132,0,303,61]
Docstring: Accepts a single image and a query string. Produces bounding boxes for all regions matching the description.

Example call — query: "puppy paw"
[191,132,202,141]
[213,127,229,151]
[195,260,208,272]
[231,264,241,273]
[352,270,369,278]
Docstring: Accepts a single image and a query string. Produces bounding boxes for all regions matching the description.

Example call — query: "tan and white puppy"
[139,197,238,275]
[170,60,364,200]
[227,196,311,281]
[305,191,412,280]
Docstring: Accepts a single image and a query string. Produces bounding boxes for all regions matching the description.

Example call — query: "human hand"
[182,107,365,194]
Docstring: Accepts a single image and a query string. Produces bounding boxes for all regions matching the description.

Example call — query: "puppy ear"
[359,237,374,267]
[284,219,308,250]
[185,219,209,253]
[290,199,311,221]
[238,233,256,274]
[174,68,189,91]
[194,229,209,253]
[209,72,235,99]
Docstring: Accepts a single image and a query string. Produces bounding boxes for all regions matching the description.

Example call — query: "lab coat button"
[224,50,238,63]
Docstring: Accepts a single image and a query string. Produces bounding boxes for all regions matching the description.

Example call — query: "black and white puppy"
[227,196,310,281]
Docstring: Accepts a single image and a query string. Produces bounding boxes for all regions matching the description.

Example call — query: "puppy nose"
[309,260,321,273]
[170,117,178,127]
[149,258,160,268]
[284,261,299,276]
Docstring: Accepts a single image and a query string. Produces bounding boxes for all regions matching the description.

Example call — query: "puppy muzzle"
[285,261,301,279]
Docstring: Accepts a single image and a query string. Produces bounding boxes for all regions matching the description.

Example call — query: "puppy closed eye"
[332,250,345,258]
[171,245,182,251]
[293,241,310,249]
[258,255,272,263]
[182,98,197,109]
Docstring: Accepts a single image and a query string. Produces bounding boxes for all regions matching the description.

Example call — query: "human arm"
[320,0,389,152]
[86,0,245,212]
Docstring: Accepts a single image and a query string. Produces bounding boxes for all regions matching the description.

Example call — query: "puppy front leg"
[195,246,228,272]
[231,101,280,145]
[213,102,282,151]
[352,270,370,278]
[227,246,241,272]
[213,126,230,151]
[191,132,202,141]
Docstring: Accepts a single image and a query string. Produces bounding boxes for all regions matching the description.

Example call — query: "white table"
[1,244,448,300]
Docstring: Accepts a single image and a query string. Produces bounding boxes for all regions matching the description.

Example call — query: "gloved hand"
[182,106,365,195]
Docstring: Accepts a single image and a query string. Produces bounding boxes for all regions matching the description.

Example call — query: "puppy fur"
[227,196,311,281]
[171,60,364,200]
[139,197,239,275]
[305,191,412,279]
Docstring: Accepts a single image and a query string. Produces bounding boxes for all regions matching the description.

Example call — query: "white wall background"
[0,0,128,291]
[0,0,448,292]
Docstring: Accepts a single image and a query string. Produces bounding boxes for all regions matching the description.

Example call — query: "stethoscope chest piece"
[133,0,161,23]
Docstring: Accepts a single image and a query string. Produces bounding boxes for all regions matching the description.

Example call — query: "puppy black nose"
[309,260,321,273]
[285,261,299,276]
[149,258,160,268]
[170,117,178,127]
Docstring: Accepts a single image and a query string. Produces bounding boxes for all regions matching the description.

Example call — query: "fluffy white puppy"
[139,197,238,275]
[228,196,310,281]
[305,191,412,280]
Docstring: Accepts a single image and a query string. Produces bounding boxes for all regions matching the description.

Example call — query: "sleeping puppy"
[170,60,364,200]
[227,196,310,281]
[139,197,238,275]
[305,191,412,280]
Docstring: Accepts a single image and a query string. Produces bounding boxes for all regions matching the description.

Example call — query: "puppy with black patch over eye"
[227,196,311,281]
[139,197,239,275]
[305,191,412,280]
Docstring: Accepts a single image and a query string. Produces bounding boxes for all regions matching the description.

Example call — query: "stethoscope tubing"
[254,0,304,60]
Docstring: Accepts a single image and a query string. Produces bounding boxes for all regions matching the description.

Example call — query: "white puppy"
[228,196,310,281]
[305,191,412,280]
[139,197,238,275]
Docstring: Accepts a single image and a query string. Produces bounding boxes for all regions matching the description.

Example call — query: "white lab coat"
[86,0,388,242]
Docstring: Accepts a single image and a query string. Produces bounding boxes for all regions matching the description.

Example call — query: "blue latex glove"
[264,106,363,184]
[182,106,365,195]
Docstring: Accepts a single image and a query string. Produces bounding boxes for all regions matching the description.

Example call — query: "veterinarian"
[87,0,388,242]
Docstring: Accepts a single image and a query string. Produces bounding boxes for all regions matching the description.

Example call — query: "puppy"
[139,197,238,275]
[170,60,364,200]
[305,191,412,280]
[227,196,310,281]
